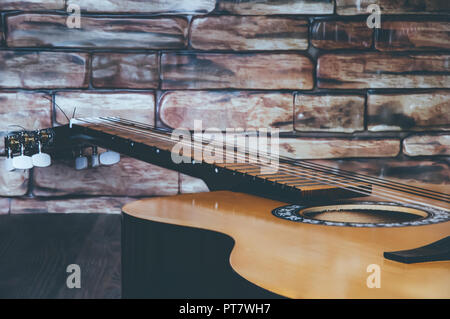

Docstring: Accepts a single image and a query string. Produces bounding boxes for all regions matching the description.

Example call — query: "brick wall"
[0,0,449,214]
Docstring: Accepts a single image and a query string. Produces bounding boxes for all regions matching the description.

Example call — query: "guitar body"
[122,191,450,299]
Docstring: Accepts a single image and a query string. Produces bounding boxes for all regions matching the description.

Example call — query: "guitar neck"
[52,117,368,203]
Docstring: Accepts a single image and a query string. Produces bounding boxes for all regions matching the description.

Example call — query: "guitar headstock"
[4,128,55,171]
[4,125,120,171]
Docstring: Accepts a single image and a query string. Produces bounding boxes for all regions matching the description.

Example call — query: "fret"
[255,173,287,178]
[290,184,339,191]
[214,163,229,168]
[257,173,320,183]
[281,181,324,186]
[267,176,314,182]
[224,164,257,169]
[222,163,255,168]
[288,182,371,191]
[233,167,265,174]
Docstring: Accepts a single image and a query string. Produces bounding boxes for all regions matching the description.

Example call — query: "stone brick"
[376,21,450,51]
[368,92,450,131]
[312,158,449,191]
[0,198,9,214]
[162,53,314,90]
[336,0,449,15]
[180,174,209,194]
[0,51,88,89]
[54,91,155,125]
[317,53,450,89]
[33,157,179,197]
[403,134,450,156]
[0,157,29,196]
[295,94,365,133]
[92,53,159,89]
[218,0,334,15]
[311,20,373,49]
[160,91,294,131]
[11,197,135,214]
[7,14,188,49]
[0,0,64,10]
[0,92,52,152]
[279,138,400,159]
[66,0,216,14]
[191,16,308,51]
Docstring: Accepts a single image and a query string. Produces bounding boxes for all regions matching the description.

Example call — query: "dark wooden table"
[0,214,121,299]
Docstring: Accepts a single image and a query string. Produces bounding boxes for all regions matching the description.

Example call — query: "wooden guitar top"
[123,191,450,299]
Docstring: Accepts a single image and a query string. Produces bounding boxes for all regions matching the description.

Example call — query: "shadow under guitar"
[121,213,284,299]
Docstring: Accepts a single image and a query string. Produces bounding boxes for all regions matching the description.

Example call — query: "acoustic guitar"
[5,117,449,298]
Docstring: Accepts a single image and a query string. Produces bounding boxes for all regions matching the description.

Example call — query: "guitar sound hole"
[300,204,428,224]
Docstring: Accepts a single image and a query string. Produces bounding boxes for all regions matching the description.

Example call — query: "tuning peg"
[4,149,14,172]
[12,145,33,170]
[100,150,120,166]
[4,158,14,171]
[91,146,100,168]
[32,142,51,168]
[75,156,88,170]
[75,150,88,170]
[32,153,51,167]
[13,155,33,170]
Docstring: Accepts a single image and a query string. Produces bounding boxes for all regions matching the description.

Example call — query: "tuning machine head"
[12,155,33,170]
[99,150,120,166]
[4,148,15,172]
[4,128,54,171]
[91,146,100,168]
[31,139,51,167]
[12,143,33,170]
[75,149,88,170]
[73,147,120,169]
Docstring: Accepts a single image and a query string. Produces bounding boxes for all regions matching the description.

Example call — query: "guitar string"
[291,159,450,198]
[81,117,450,211]
[78,119,384,207]
[78,118,374,194]
[99,117,450,203]
[105,117,450,202]
[110,116,450,199]
[76,118,449,211]
[85,117,449,206]
[90,118,447,212]
[101,118,448,205]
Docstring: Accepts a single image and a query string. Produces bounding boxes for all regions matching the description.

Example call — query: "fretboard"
[56,117,369,203]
